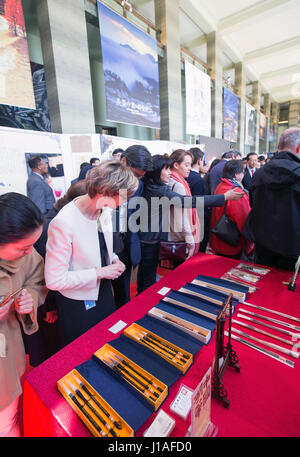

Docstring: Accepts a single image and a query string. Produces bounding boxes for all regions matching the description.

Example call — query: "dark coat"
[140,181,225,242]
[249,151,300,258]
[185,169,205,196]
[209,160,227,194]
[26,172,55,214]
[242,168,256,191]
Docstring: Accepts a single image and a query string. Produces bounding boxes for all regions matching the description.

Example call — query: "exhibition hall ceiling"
[132,0,300,103]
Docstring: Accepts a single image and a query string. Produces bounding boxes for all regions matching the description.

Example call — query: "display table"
[23,253,300,437]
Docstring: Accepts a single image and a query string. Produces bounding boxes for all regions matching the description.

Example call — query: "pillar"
[207,32,223,139]
[155,0,183,142]
[235,62,246,155]
[272,102,280,148]
[288,100,300,127]
[36,0,95,133]
[263,93,271,154]
[252,81,261,154]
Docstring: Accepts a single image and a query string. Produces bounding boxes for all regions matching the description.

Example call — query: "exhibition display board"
[23,253,300,438]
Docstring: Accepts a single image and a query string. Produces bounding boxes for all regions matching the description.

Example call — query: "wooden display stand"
[212,294,240,409]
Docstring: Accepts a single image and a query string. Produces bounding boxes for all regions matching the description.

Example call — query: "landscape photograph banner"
[223,88,238,143]
[0,0,35,109]
[97,1,160,129]
[185,60,211,137]
[245,103,256,146]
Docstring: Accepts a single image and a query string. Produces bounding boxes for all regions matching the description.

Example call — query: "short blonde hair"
[86,160,138,198]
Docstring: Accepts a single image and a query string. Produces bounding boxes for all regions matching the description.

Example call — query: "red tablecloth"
[23,253,300,437]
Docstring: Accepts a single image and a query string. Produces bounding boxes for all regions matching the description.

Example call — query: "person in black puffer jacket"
[249,127,300,271]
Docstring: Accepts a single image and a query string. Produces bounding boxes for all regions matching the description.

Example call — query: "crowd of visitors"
[0,127,299,436]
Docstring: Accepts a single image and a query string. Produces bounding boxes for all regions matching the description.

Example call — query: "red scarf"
[170,171,200,255]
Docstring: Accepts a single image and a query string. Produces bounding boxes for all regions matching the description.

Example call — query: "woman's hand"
[14,289,34,315]
[97,262,126,280]
[186,244,195,261]
[0,298,14,321]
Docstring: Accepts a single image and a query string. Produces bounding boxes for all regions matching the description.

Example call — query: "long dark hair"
[143,154,172,185]
[0,193,43,245]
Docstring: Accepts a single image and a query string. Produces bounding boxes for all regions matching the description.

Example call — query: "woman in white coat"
[45,160,138,346]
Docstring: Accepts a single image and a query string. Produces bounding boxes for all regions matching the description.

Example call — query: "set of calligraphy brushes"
[96,349,166,406]
[222,262,270,292]
[58,372,132,437]
[225,301,300,368]
[124,324,193,374]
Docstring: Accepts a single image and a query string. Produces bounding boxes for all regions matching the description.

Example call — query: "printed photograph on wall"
[185,60,211,137]
[245,103,256,146]
[97,1,160,129]
[25,153,66,199]
[223,88,239,143]
[0,62,51,131]
[0,0,35,109]
[259,112,267,139]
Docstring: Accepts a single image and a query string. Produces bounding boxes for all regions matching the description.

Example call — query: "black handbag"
[210,201,240,247]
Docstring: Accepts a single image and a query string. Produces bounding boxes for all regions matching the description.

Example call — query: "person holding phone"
[0,193,47,437]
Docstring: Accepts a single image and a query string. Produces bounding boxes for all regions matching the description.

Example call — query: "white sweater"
[45,200,118,301]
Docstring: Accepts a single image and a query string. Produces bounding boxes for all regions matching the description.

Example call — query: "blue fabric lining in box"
[163,290,221,321]
[179,282,239,307]
[194,274,249,294]
[109,334,182,386]
[154,301,216,334]
[75,358,153,431]
[136,315,203,355]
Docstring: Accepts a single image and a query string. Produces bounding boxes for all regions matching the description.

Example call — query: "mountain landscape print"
[97,1,160,129]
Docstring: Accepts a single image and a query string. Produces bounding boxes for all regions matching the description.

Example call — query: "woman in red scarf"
[168,149,201,261]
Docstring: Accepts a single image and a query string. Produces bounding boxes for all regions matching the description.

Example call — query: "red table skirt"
[23,253,300,437]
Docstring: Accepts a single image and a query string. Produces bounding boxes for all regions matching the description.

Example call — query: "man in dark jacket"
[26,156,55,214]
[111,145,153,307]
[210,149,242,194]
[249,127,300,271]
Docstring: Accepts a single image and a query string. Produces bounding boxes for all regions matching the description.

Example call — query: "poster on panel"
[245,103,256,146]
[97,1,160,129]
[0,62,50,131]
[259,112,266,139]
[223,88,238,143]
[185,60,211,137]
[0,0,35,109]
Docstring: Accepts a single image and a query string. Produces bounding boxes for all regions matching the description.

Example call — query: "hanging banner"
[185,60,211,137]
[245,103,256,146]
[223,88,239,143]
[0,0,35,109]
[0,62,50,131]
[97,1,160,129]
[259,112,267,139]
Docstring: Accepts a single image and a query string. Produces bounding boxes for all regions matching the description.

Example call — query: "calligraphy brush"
[154,310,209,337]
[61,383,108,437]
[136,331,187,363]
[72,373,122,430]
[242,302,300,323]
[231,327,299,359]
[106,355,159,398]
[131,334,185,366]
[225,331,294,368]
[239,308,300,332]
[65,379,117,437]
[102,357,157,402]
[237,313,300,338]
[108,352,163,393]
[138,330,189,360]
[232,318,294,347]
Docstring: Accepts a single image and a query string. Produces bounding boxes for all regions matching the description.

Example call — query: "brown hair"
[85,160,138,199]
[169,149,193,169]
[55,180,87,211]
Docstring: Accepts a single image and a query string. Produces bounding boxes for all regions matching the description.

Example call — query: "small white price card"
[157,287,171,296]
[108,320,127,334]
[143,409,175,437]
[170,385,193,420]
